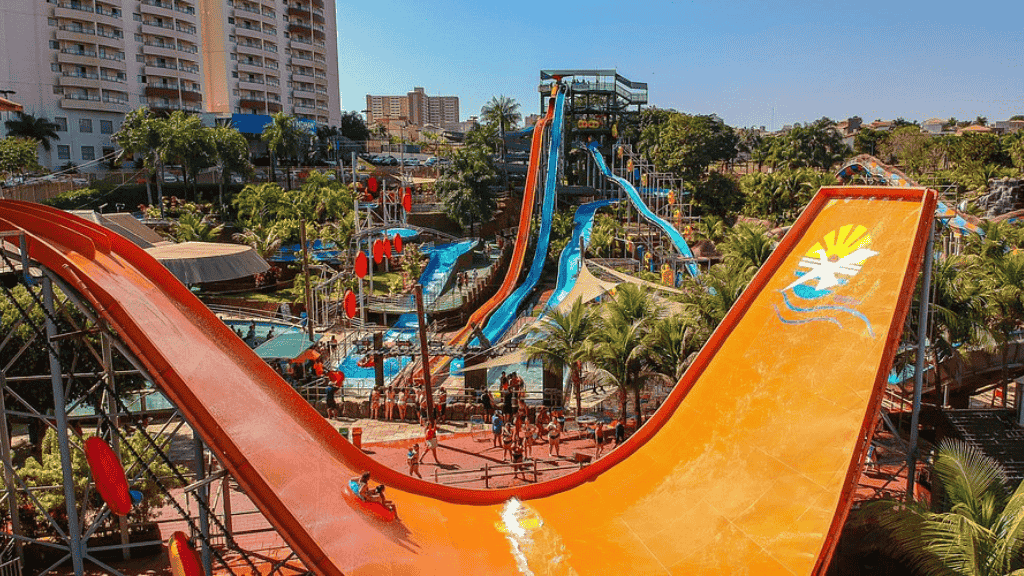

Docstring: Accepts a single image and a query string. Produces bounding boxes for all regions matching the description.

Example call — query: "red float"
[167,532,202,576]
[83,437,132,516]
[367,176,378,193]
[343,289,356,318]
[384,238,392,259]
[354,251,368,279]
[372,240,383,264]
[393,233,403,253]
[402,191,412,212]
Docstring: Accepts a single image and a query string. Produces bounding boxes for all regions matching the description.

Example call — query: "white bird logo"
[785,247,878,292]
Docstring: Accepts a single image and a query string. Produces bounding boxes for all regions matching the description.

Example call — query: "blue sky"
[336,0,1024,129]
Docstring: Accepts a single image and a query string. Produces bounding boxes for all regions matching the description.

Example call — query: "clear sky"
[335,0,1024,130]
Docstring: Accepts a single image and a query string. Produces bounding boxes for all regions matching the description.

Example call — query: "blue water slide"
[478,89,567,344]
[544,199,618,313]
[504,125,535,139]
[588,142,701,277]
[335,241,476,385]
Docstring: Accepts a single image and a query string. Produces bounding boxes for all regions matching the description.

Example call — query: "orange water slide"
[446,100,554,347]
[0,185,934,575]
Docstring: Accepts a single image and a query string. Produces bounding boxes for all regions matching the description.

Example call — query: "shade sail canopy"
[464,348,535,372]
[254,332,322,360]
[0,97,23,112]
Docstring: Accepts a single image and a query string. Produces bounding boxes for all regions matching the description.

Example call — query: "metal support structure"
[192,427,213,575]
[42,277,86,575]
[906,222,935,501]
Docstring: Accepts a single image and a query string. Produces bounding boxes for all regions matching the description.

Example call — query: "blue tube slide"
[588,142,700,277]
[478,88,567,345]
[544,199,618,313]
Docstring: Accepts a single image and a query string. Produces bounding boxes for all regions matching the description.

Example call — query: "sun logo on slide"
[774,224,878,337]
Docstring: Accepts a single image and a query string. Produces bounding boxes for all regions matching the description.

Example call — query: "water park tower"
[539,69,647,188]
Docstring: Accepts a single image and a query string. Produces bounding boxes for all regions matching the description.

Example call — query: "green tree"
[645,314,703,381]
[113,108,169,212]
[880,126,945,176]
[860,439,1024,576]
[526,298,601,415]
[680,260,755,331]
[776,118,850,170]
[854,128,889,159]
[588,214,623,258]
[233,182,286,229]
[436,145,499,234]
[0,136,41,179]
[340,110,370,142]
[162,110,216,200]
[481,95,522,133]
[262,112,305,189]
[719,222,775,270]
[171,209,223,242]
[211,124,253,209]
[232,223,284,260]
[643,112,738,181]
[3,112,60,152]
[691,171,743,219]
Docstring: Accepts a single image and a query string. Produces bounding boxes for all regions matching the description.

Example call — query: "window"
[48,17,57,26]
[49,40,59,49]
[136,54,145,62]
[228,17,235,23]
[57,145,70,160]
[138,74,145,83]
[81,146,95,161]
[100,120,113,134]
[54,117,67,132]
[102,147,115,160]
[51,63,60,72]
[135,33,143,41]
[79,119,93,133]
[231,71,238,78]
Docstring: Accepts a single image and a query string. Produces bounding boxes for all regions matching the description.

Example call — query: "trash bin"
[351,427,363,449]
[338,427,349,441]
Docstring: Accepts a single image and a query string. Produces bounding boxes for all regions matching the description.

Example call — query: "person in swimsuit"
[385,386,395,420]
[407,444,422,478]
[501,421,515,461]
[351,471,371,500]
[370,388,381,419]
[547,419,561,458]
[398,388,409,421]
[370,484,396,513]
[420,421,441,464]
[594,420,606,458]
[511,438,526,480]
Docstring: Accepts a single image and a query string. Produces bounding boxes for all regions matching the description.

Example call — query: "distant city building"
[365,87,459,131]
[0,0,341,172]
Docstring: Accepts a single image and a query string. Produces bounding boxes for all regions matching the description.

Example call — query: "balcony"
[238,61,264,74]
[145,85,201,101]
[148,101,201,113]
[56,26,97,44]
[238,97,268,110]
[140,0,177,21]
[57,48,100,66]
[233,6,275,26]
[238,79,266,92]
[142,41,179,59]
[236,42,264,57]
[291,87,314,98]
[61,93,129,113]
[267,101,282,113]
[60,71,103,89]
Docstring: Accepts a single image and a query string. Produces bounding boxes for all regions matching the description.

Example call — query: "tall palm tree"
[525,298,601,415]
[859,439,1024,576]
[480,95,522,135]
[262,112,303,189]
[645,315,703,382]
[924,254,988,402]
[233,223,284,260]
[977,252,1024,406]
[586,318,650,423]
[4,112,60,152]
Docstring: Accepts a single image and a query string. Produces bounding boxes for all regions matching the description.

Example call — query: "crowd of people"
[368,384,450,425]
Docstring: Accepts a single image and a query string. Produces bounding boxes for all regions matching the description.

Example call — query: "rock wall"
[978,178,1024,218]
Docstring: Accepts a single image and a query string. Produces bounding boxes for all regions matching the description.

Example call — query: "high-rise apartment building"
[0,0,340,171]
[200,0,340,126]
[366,87,459,131]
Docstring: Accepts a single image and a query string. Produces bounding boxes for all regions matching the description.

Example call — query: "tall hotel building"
[366,87,459,132]
[0,0,341,171]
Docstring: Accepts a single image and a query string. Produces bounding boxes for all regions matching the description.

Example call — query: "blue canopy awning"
[253,331,322,360]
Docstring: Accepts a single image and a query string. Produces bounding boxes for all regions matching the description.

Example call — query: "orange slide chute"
[0,185,934,575]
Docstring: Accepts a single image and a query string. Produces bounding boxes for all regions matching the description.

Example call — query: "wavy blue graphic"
[778,291,874,337]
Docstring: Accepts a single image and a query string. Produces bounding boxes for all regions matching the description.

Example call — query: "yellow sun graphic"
[805,224,873,264]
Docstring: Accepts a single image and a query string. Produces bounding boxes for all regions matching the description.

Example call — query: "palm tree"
[924,254,987,403]
[859,439,1024,576]
[977,252,1024,406]
[525,298,601,415]
[4,112,60,152]
[262,112,303,189]
[480,95,521,135]
[645,315,703,382]
[171,211,224,242]
[718,222,775,270]
[586,318,650,424]
[233,223,284,260]
[680,260,755,332]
